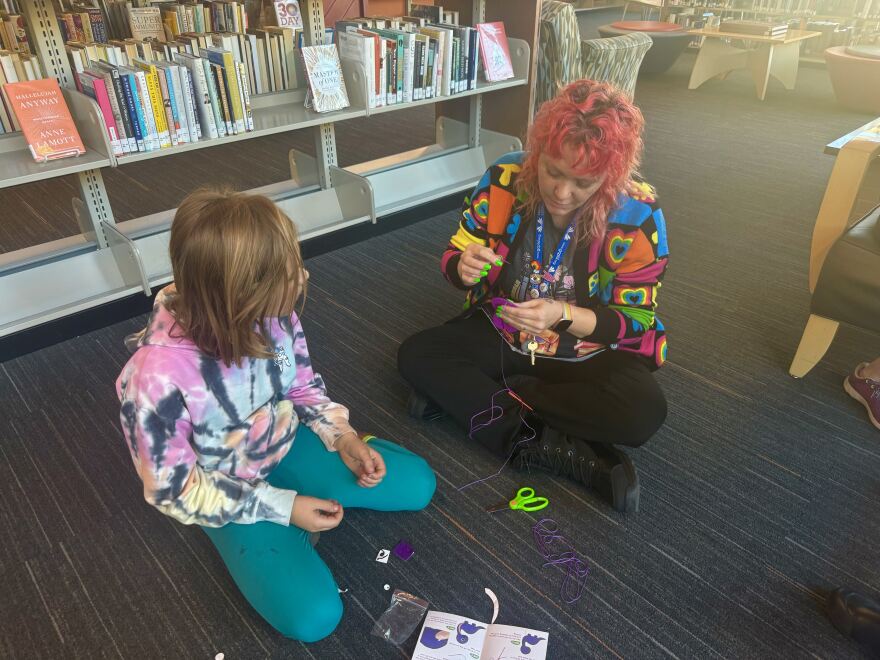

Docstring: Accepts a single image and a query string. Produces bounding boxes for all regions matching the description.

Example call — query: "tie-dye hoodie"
[116,287,355,528]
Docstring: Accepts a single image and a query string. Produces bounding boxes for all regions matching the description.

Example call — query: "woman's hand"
[457,244,503,284]
[290,495,344,532]
[337,432,387,488]
[498,299,564,335]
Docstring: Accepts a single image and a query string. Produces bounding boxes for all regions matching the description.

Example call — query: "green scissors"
[486,487,549,513]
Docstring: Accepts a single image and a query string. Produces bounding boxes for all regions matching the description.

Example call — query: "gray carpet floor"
[2,54,880,658]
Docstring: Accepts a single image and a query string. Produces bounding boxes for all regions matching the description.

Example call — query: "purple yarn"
[489,297,520,334]
[456,337,536,492]
[532,518,589,604]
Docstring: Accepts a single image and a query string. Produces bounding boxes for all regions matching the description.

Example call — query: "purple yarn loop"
[532,518,589,604]
[456,336,536,492]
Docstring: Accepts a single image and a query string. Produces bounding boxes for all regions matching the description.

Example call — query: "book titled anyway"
[413,610,548,660]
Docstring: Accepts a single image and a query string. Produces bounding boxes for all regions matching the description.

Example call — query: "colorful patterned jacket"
[116,287,355,527]
[441,151,669,368]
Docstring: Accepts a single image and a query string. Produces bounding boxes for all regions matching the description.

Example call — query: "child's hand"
[290,495,344,532]
[337,432,387,488]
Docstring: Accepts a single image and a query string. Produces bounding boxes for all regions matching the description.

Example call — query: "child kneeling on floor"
[116,189,436,642]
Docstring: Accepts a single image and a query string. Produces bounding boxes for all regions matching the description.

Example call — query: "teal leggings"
[202,426,436,642]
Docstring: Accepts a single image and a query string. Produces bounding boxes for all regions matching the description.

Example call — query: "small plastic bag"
[371,589,429,645]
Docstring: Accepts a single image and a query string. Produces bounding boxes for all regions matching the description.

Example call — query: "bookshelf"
[0,0,538,338]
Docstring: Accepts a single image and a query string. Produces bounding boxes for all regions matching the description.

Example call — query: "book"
[338,30,376,107]
[78,69,124,155]
[128,7,166,42]
[476,22,513,82]
[720,20,789,36]
[409,2,443,23]
[273,0,302,29]
[204,46,244,133]
[3,78,86,162]
[412,610,548,660]
[174,52,219,138]
[301,44,349,113]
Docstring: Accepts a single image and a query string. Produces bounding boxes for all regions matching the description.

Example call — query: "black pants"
[397,313,667,456]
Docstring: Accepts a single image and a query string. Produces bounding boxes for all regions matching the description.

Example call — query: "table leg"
[747,44,773,100]
[768,40,800,90]
[688,38,749,90]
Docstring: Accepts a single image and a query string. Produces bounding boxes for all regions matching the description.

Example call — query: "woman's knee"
[396,333,423,381]
[621,387,667,447]
[274,589,343,642]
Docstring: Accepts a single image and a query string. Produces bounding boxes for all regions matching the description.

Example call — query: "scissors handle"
[517,497,549,511]
[511,487,549,512]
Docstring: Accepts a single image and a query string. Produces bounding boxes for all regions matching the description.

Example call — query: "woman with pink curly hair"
[398,80,669,513]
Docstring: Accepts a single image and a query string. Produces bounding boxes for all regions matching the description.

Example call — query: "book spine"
[200,58,226,137]
[221,51,245,133]
[155,67,179,146]
[81,74,123,156]
[416,39,424,101]
[396,37,404,102]
[166,66,188,143]
[142,68,171,147]
[468,28,478,90]
[179,57,216,139]
[377,42,386,107]
[132,71,160,151]
[181,67,202,140]
[132,70,161,151]
[99,70,132,153]
[236,61,253,131]
[402,35,414,103]
[211,63,234,135]
[119,72,146,152]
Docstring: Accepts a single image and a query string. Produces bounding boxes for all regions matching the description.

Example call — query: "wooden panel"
[361,0,407,15]
[324,0,362,25]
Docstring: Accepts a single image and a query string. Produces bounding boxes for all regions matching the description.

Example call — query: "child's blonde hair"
[168,188,306,366]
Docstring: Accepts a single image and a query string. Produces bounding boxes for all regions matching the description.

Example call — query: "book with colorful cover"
[412,610,548,660]
[475,22,512,82]
[273,1,302,28]
[3,78,86,162]
[128,7,166,42]
[301,44,349,113]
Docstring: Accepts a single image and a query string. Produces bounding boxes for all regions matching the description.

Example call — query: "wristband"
[554,302,573,333]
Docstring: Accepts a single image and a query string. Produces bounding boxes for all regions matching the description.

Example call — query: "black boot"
[514,427,640,513]
[406,388,445,421]
[828,588,880,654]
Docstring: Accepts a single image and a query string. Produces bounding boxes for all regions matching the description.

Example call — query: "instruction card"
[412,610,548,660]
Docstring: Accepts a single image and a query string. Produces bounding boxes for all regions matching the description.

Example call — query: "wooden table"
[789,117,880,377]
[687,28,821,100]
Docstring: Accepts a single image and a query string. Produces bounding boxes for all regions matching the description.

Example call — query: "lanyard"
[529,204,576,299]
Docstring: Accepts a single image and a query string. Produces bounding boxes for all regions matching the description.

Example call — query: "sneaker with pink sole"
[844,363,880,431]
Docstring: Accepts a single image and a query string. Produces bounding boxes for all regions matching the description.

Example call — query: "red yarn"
[516,79,645,245]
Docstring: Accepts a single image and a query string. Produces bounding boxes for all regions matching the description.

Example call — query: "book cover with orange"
[3,78,86,162]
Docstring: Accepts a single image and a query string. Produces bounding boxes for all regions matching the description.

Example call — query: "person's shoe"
[514,426,598,486]
[827,588,880,652]
[844,364,880,431]
[513,427,640,513]
[406,389,445,421]
[592,444,640,514]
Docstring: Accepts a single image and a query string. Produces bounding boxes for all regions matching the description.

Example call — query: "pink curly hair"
[515,79,645,244]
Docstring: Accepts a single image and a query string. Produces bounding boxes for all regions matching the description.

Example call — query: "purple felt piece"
[489,297,519,334]
[393,540,415,561]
